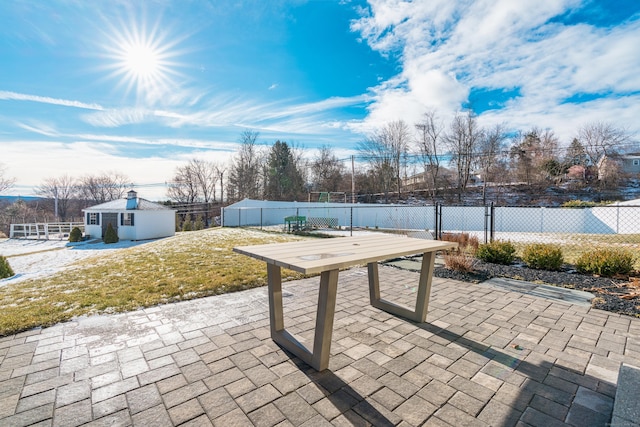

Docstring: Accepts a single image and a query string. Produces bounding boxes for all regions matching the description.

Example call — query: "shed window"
[633,159,640,166]
[88,212,99,225]
[122,213,134,226]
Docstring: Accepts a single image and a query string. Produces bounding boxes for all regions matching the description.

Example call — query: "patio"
[1,265,638,426]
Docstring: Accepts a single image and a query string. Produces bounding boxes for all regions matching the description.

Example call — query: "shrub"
[476,240,516,265]
[575,248,635,277]
[194,215,205,231]
[68,227,83,243]
[441,232,479,255]
[0,255,14,279]
[443,252,475,272]
[522,243,564,271]
[562,200,615,208]
[103,223,119,244]
[182,214,193,232]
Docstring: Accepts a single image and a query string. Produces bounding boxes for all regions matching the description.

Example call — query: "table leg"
[267,263,284,333]
[267,263,339,371]
[368,250,436,323]
[414,251,436,322]
[312,269,339,370]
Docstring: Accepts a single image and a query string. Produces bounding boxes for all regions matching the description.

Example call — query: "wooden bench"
[234,235,457,370]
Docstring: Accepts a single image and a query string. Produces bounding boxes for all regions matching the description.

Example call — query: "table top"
[233,234,458,274]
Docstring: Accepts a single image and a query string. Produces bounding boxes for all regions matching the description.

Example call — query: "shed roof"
[83,198,172,212]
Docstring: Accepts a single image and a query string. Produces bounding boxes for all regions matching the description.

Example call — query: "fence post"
[484,204,489,244]
[490,202,495,242]
[350,207,353,237]
[238,209,241,228]
[260,208,263,230]
[434,203,441,240]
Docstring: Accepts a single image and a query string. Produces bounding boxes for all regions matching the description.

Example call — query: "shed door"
[101,213,118,238]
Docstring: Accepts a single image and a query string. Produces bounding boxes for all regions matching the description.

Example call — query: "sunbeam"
[99,9,186,104]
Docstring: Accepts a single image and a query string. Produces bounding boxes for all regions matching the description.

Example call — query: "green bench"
[284,216,306,232]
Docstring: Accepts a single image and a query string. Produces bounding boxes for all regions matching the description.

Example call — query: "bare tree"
[357,135,396,202]
[77,172,130,205]
[475,124,506,204]
[167,165,200,204]
[227,131,264,201]
[446,111,482,201]
[191,159,218,204]
[310,145,345,192]
[358,120,410,202]
[539,129,560,160]
[35,174,77,221]
[578,122,631,179]
[382,120,411,198]
[0,164,15,193]
[415,111,445,202]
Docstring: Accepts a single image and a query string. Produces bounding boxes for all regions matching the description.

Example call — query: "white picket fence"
[9,222,85,240]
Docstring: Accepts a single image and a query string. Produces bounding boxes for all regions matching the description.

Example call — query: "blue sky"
[1,0,639,200]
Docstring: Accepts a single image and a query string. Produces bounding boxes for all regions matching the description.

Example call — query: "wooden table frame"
[234,235,457,371]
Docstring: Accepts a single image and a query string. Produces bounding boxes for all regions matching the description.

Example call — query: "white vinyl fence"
[221,199,640,236]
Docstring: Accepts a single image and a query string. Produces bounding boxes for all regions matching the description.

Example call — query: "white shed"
[83,190,175,241]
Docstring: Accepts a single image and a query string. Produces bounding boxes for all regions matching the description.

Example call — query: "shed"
[83,190,175,241]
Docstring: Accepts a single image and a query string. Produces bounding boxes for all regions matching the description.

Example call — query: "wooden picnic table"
[233,234,457,371]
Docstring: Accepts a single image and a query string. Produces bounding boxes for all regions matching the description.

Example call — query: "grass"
[0,228,307,337]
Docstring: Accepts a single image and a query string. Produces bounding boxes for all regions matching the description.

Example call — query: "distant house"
[83,190,175,241]
[621,153,640,175]
[597,153,640,180]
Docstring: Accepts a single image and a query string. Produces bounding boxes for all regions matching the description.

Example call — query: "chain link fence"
[222,203,640,264]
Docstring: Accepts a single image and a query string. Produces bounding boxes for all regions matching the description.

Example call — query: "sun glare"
[100,11,184,103]
[123,42,160,79]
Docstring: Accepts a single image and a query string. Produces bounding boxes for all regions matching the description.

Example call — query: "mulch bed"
[433,260,640,318]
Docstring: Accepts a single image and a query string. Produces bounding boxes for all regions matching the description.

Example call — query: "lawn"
[0,228,306,337]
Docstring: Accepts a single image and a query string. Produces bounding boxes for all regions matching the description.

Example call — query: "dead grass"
[0,228,307,337]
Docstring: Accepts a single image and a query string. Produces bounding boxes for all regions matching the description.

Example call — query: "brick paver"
[1,266,639,426]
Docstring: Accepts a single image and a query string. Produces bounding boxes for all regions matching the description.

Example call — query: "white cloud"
[0,90,104,110]
[351,0,640,142]
[80,93,367,137]
[2,140,184,200]
[16,122,62,137]
[82,108,152,127]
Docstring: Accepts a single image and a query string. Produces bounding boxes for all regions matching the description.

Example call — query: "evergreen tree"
[0,255,14,279]
[264,141,305,201]
[103,223,119,244]
[194,215,205,230]
[69,227,83,242]
[182,214,193,232]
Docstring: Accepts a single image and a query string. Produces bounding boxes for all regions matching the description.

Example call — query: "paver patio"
[1,265,638,426]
